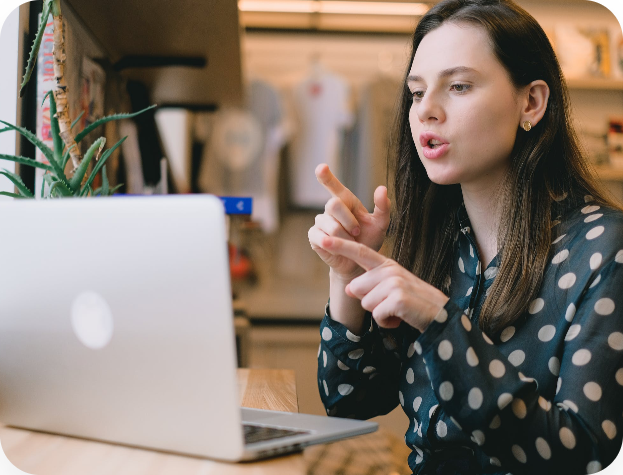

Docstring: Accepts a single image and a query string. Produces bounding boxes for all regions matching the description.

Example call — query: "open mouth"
[428,140,445,149]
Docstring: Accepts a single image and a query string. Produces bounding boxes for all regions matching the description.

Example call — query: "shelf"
[566,78,623,91]
[594,165,623,181]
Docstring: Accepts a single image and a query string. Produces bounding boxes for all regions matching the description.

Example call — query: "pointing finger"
[321,236,386,271]
[316,164,367,215]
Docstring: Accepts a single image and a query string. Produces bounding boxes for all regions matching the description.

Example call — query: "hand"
[308,164,391,282]
[321,235,450,332]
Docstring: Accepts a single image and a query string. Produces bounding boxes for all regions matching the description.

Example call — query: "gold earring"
[522,121,532,132]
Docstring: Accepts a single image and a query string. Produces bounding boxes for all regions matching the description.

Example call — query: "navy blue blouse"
[317,192,623,474]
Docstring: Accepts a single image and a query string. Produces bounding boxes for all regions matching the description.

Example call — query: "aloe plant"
[0,0,155,198]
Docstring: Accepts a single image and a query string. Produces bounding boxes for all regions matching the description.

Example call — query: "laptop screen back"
[0,195,245,459]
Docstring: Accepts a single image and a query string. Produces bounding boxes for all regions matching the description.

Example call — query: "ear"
[519,80,550,128]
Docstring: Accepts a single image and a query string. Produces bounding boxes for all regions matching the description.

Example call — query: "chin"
[424,168,461,186]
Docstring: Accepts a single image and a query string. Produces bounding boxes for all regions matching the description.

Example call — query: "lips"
[419,131,449,148]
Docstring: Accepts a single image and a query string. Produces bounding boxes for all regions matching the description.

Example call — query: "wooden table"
[0,369,307,475]
[0,369,411,475]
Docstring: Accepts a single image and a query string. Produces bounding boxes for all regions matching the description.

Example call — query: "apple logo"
[70,291,114,349]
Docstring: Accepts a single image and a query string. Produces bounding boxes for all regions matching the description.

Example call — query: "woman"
[308,0,623,474]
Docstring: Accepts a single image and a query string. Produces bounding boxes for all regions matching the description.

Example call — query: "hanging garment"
[289,66,353,209]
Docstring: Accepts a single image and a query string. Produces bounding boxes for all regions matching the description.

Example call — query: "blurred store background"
[5,1,623,471]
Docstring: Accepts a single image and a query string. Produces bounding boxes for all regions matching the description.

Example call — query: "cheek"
[456,97,518,158]
[409,104,422,151]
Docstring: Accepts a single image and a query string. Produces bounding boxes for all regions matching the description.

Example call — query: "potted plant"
[0,0,154,199]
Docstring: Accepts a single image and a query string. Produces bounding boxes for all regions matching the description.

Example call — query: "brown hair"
[387,0,623,335]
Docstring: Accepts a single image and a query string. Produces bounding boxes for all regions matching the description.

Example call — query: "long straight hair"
[387,0,623,335]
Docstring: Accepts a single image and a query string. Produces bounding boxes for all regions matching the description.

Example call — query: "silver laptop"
[0,194,377,462]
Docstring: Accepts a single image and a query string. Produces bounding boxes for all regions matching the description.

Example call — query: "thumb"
[372,186,391,220]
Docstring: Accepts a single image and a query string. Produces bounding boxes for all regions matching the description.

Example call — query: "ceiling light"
[238,1,430,16]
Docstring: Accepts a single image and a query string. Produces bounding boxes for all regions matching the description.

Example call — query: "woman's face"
[408,22,524,190]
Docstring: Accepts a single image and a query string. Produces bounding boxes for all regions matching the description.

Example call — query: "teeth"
[429,139,443,145]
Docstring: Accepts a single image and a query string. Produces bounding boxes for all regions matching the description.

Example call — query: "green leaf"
[41,172,46,198]
[47,93,65,171]
[71,111,85,130]
[108,183,123,196]
[62,143,77,170]
[0,191,28,199]
[101,165,110,196]
[81,136,127,195]
[49,180,73,197]
[0,127,10,134]
[0,153,54,172]
[19,0,52,97]
[74,105,157,144]
[43,173,72,198]
[69,137,106,192]
[0,169,34,198]
[0,120,56,171]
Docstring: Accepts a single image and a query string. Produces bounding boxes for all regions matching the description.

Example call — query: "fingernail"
[352,227,360,236]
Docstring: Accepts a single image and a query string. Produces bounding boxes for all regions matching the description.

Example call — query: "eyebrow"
[407,66,479,83]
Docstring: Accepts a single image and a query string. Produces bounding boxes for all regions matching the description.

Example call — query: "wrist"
[420,296,451,333]
[329,267,365,286]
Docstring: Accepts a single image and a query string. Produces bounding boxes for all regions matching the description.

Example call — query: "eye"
[412,90,424,101]
[451,83,471,93]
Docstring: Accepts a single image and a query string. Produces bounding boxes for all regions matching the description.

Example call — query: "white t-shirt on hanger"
[289,66,353,208]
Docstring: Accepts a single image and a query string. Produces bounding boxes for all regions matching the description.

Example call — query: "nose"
[415,89,445,124]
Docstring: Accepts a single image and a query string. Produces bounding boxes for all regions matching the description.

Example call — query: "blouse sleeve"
[415,257,623,475]
[317,300,410,420]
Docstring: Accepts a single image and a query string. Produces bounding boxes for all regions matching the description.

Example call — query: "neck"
[460,177,506,268]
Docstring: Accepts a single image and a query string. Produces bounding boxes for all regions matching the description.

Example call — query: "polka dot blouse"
[317,193,623,475]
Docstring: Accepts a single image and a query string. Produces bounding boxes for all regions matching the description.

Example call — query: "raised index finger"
[316,164,361,209]
[321,236,386,271]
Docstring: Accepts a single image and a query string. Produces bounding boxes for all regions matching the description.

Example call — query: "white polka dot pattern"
[584,213,602,223]
[565,303,576,322]
[512,398,527,418]
[552,250,569,264]
[489,415,501,429]
[564,324,581,341]
[508,350,525,366]
[589,253,602,270]
[558,273,576,289]
[512,444,527,463]
[535,437,551,459]
[346,330,360,342]
[471,430,485,446]
[586,226,605,240]
[338,384,354,396]
[548,356,560,375]
[468,388,483,410]
[466,347,479,367]
[560,427,576,449]
[583,382,602,401]
[348,349,364,359]
[498,393,513,410]
[439,381,453,401]
[315,198,623,473]
[406,368,414,384]
[489,360,506,378]
[436,420,447,438]
[438,340,453,360]
[587,461,602,474]
[528,298,545,314]
[538,325,556,341]
[595,298,615,315]
[608,332,623,350]
[602,420,617,439]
